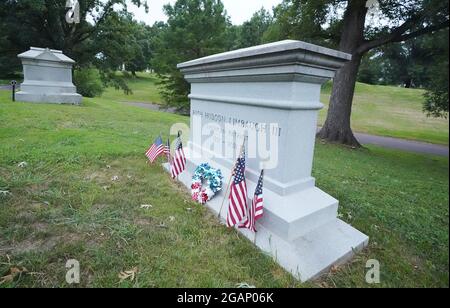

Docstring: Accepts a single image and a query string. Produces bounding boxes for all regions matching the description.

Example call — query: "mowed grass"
[320,82,449,145]
[0,93,302,288]
[0,91,448,288]
[101,73,163,104]
[102,73,449,145]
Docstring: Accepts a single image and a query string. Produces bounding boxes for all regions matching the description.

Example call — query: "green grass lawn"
[320,82,449,145]
[104,73,449,145]
[0,91,448,288]
[101,73,163,104]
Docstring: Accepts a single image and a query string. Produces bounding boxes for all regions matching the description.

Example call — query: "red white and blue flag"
[146,136,165,163]
[240,170,264,232]
[171,134,186,178]
[227,149,248,228]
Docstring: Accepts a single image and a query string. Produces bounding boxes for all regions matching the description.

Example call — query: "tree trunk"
[317,0,368,147]
[318,54,363,146]
[404,78,412,88]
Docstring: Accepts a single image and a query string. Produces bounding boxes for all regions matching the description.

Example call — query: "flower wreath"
[191,164,223,204]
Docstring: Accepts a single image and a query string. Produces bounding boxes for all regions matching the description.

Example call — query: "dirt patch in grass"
[90,203,110,214]
[85,171,112,183]
[30,201,49,210]
[10,237,60,255]
[134,217,154,227]
[26,183,50,195]
[1,232,85,256]
[16,211,36,222]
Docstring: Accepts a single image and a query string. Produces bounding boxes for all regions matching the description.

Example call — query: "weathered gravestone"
[172,40,369,281]
[16,47,82,105]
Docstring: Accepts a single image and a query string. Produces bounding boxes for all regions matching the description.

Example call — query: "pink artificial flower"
[192,192,199,201]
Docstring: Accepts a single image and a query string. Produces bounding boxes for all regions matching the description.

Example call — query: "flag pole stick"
[218,171,233,219]
[218,139,245,219]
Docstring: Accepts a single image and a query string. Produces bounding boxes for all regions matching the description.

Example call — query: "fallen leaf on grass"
[140,204,153,209]
[111,176,119,182]
[156,223,168,229]
[0,267,28,285]
[236,282,256,288]
[330,265,339,274]
[0,190,11,197]
[17,162,28,168]
[118,267,138,282]
[169,216,175,222]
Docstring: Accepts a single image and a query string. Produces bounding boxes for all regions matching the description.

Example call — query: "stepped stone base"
[163,155,368,282]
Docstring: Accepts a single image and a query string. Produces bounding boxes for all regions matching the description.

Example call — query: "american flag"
[240,170,264,232]
[227,149,248,228]
[146,136,165,163]
[171,134,186,178]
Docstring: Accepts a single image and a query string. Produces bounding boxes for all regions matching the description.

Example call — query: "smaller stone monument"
[16,47,82,105]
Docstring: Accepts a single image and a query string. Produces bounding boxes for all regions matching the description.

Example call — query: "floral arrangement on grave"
[191,164,223,204]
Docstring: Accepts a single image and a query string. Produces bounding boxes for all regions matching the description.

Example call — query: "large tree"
[0,0,148,84]
[269,0,449,146]
[124,22,156,76]
[423,29,449,118]
[235,8,274,49]
[152,0,230,112]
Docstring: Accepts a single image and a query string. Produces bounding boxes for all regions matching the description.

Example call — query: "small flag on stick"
[240,170,264,232]
[226,147,248,228]
[171,133,186,178]
[146,136,165,163]
[165,138,171,162]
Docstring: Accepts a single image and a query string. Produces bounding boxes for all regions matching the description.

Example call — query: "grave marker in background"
[16,47,82,105]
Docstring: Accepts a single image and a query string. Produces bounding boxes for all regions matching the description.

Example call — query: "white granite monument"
[172,40,369,281]
[16,47,82,105]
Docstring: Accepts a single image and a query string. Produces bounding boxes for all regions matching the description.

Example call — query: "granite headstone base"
[16,92,82,105]
[163,146,369,282]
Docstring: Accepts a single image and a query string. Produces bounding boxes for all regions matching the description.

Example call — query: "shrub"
[73,68,105,98]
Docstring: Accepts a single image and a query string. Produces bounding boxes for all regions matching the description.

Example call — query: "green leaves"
[152,0,229,112]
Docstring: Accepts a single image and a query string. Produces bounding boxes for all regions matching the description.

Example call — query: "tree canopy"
[0,0,150,91]
[0,0,448,119]
[262,0,449,144]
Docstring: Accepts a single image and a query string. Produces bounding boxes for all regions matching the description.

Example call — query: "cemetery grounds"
[0,74,448,287]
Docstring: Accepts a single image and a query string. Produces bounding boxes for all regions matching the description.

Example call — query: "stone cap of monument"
[177,40,351,83]
[18,47,76,64]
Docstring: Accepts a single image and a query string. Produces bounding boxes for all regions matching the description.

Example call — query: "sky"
[127,0,284,25]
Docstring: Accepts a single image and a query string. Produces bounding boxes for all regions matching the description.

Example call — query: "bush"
[423,61,449,118]
[73,68,105,98]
